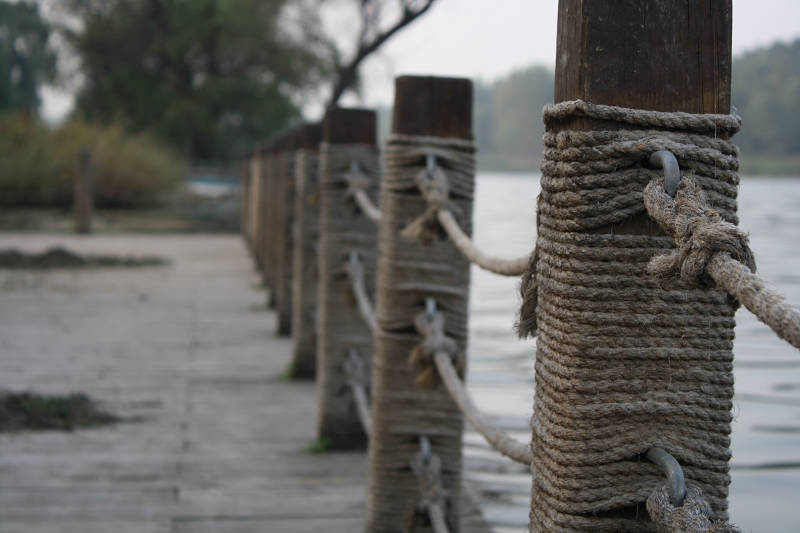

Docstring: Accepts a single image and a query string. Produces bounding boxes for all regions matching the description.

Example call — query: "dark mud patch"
[0,391,121,432]
[0,247,168,269]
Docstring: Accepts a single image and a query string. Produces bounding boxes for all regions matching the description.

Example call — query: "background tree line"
[463,38,800,174]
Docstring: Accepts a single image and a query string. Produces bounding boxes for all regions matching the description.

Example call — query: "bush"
[0,114,185,208]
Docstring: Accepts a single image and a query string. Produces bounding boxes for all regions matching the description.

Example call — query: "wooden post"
[366,76,473,533]
[527,1,734,530]
[554,0,731,236]
[316,108,378,448]
[261,139,278,305]
[73,148,93,234]
[290,122,323,378]
[274,129,301,337]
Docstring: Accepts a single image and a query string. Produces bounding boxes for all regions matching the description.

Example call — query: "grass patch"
[304,437,332,454]
[0,247,168,269]
[0,391,121,432]
[279,362,297,381]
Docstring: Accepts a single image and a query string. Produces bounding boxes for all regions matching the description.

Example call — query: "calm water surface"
[465,173,800,532]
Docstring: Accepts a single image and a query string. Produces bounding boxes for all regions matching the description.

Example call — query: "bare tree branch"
[327,0,437,107]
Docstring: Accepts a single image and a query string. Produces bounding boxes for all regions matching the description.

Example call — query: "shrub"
[0,114,185,208]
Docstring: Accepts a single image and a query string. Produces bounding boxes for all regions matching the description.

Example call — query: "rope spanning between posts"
[345,160,383,223]
[409,297,532,465]
[344,348,372,436]
[345,251,378,334]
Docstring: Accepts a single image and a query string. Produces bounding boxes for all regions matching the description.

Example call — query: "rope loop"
[647,484,741,533]
[344,348,369,392]
[409,306,463,387]
[644,176,756,288]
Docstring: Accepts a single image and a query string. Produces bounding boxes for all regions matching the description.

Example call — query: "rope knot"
[644,176,756,288]
[401,163,462,244]
[647,484,741,533]
[409,308,463,387]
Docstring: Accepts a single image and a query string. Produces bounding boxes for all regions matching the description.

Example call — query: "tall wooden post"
[291,122,322,378]
[528,2,734,530]
[316,108,379,449]
[74,148,93,234]
[274,129,300,336]
[367,76,473,533]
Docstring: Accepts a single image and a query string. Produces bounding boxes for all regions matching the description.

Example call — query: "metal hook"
[649,150,681,198]
[646,447,687,507]
[425,154,436,177]
[419,435,432,463]
[425,297,437,318]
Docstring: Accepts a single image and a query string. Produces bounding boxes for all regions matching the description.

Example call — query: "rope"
[644,177,800,351]
[387,134,529,276]
[344,251,378,334]
[647,484,741,533]
[344,160,382,222]
[522,100,741,532]
[410,305,532,464]
[410,436,450,533]
[344,349,372,436]
[436,209,530,276]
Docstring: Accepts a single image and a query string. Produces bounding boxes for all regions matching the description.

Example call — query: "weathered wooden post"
[291,122,323,378]
[260,139,278,302]
[273,129,300,336]
[73,148,93,234]
[525,2,736,531]
[316,108,379,448]
[366,76,474,532]
[254,142,270,273]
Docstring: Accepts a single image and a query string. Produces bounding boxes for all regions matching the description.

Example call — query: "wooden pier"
[0,233,489,533]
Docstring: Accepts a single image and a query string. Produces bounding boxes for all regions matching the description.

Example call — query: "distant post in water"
[366,76,474,532]
[291,122,322,378]
[316,108,379,448]
[74,148,93,234]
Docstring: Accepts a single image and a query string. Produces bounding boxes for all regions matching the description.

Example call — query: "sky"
[41,0,800,122]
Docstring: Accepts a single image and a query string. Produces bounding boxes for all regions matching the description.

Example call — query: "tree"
[327,0,437,107]
[0,1,57,115]
[62,0,330,162]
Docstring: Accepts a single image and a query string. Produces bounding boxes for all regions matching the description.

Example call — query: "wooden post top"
[391,75,473,139]
[323,108,376,145]
[555,0,732,116]
[297,122,322,150]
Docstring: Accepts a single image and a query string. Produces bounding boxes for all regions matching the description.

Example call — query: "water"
[465,173,800,532]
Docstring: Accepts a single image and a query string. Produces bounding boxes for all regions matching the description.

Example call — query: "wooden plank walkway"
[0,234,490,533]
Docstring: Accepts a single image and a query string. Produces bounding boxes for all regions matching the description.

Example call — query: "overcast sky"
[42,0,800,122]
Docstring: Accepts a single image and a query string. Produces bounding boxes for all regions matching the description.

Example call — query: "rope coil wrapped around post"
[316,132,380,448]
[522,100,742,532]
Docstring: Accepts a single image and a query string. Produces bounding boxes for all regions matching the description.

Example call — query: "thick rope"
[410,306,532,464]
[647,484,741,533]
[344,252,378,334]
[344,349,372,436]
[644,177,800,351]
[390,134,529,276]
[434,352,532,465]
[523,100,741,532]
